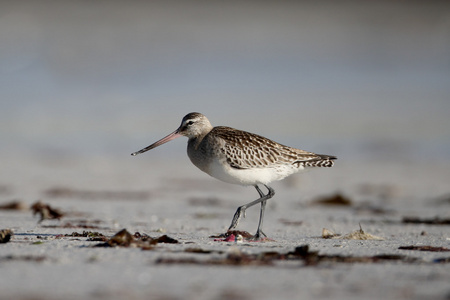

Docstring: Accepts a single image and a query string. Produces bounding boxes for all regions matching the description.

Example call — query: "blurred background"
[1,0,450,162]
[2,4,450,299]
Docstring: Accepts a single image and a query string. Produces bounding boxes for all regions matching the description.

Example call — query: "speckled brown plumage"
[209,126,336,170]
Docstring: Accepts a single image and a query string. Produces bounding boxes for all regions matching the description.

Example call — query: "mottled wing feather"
[211,127,332,169]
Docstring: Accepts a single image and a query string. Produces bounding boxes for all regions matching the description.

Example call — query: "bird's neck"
[188,134,206,150]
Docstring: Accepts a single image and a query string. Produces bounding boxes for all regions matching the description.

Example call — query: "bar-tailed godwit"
[132,112,336,239]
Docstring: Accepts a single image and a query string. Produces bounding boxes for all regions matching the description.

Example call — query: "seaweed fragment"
[31,201,65,222]
[210,230,265,242]
[402,216,450,225]
[0,229,13,243]
[94,229,178,248]
[107,229,134,247]
[399,245,450,252]
[184,248,218,254]
[65,231,108,241]
[0,200,28,210]
[311,193,352,206]
[154,234,178,244]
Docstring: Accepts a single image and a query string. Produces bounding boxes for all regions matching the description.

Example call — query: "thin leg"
[228,184,275,238]
[255,198,267,238]
[254,185,267,238]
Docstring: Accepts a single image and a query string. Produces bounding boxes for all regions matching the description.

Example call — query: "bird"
[132,112,336,240]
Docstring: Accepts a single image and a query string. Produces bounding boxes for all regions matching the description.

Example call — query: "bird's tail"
[304,155,336,168]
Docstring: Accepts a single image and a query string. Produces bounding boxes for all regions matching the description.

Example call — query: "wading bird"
[132,112,336,239]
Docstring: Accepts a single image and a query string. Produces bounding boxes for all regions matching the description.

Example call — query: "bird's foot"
[249,230,273,242]
[253,229,266,239]
[228,206,246,231]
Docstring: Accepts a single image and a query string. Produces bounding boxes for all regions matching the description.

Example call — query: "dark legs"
[254,185,268,238]
[228,184,275,239]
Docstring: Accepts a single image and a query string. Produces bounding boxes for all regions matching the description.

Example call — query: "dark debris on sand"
[309,193,394,215]
[210,230,254,240]
[0,229,13,243]
[94,229,179,249]
[399,245,450,252]
[155,244,432,267]
[310,193,353,206]
[31,201,65,223]
[65,231,108,241]
[0,200,28,210]
[402,216,450,225]
[209,230,271,242]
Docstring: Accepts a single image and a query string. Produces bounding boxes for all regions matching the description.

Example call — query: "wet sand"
[1,154,449,300]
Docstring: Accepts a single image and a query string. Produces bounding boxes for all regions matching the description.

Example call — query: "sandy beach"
[1,154,449,300]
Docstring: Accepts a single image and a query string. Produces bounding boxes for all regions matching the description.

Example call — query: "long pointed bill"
[131,129,182,156]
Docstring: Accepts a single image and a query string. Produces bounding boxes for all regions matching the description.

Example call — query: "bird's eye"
[187,121,194,126]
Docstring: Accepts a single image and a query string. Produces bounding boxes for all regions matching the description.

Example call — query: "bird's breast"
[186,137,214,174]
